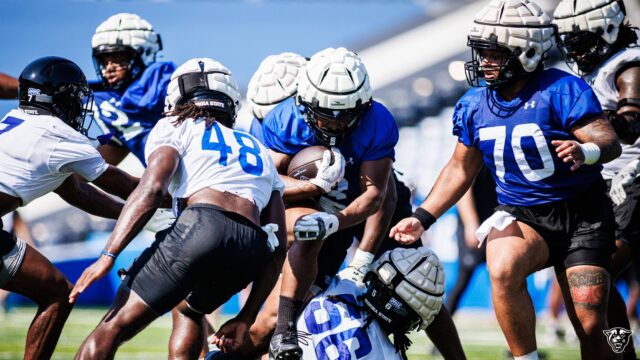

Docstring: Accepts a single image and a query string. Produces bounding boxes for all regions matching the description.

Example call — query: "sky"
[0,0,426,115]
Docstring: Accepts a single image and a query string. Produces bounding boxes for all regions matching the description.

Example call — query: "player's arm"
[54,175,124,219]
[335,157,392,230]
[269,150,323,202]
[552,114,622,170]
[358,174,396,254]
[69,146,179,303]
[611,65,640,144]
[389,143,483,244]
[457,181,481,248]
[0,72,18,99]
[91,165,140,201]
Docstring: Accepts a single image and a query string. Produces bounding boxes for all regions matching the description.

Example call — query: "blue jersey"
[261,97,398,204]
[92,61,175,165]
[453,68,603,206]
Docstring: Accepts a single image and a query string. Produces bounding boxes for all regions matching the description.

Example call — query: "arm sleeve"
[452,101,475,147]
[49,139,108,181]
[552,77,603,130]
[145,118,185,163]
[362,106,399,161]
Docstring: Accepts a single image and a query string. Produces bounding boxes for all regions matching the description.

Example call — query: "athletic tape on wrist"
[579,142,601,165]
[410,207,436,231]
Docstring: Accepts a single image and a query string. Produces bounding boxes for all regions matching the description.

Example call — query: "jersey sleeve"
[120,61,176,115]
[452,99,475,147]
[145,118,185,163]
[262,110,299,155]
[551,74,603,130]
[49,139,108,181]
[362,104,398,161]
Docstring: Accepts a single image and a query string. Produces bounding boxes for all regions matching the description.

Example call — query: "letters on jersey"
[145,117,283,211]
[92,61,175,165]
[453,68,603,206]
[297,276,401,360]
[0,109,108,205]
[260,97,398,205]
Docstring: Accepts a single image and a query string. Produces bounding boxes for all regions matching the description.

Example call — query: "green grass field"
[0,307,590,359]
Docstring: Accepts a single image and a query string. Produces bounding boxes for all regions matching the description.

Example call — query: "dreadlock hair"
[165,102,232,128]
[614,22,639,52]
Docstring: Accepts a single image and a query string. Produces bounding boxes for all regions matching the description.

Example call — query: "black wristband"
[410,207,436,231]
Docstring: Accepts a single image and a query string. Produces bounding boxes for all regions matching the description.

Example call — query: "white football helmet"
[465,0,555,87]
[363,247,445,333]
[553,0,627,74]
[247,52,307,120]
[91,13,162,89]
[165,58,241,127]
[296,47,373,146]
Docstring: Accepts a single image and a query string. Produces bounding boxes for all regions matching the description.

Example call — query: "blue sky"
[0,0,425,115]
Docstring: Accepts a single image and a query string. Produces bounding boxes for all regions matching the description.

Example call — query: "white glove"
[610,159,640,206]
[294,212,339,241]
[143,208,177,233]
[309,147,345,193]
[338,249,374,288]
[317,179,348,214]
[262,223,279,252]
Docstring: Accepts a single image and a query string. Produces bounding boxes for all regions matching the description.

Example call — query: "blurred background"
[1,0,639,358]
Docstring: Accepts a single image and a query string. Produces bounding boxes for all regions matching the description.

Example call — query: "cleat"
[269,330,303,360]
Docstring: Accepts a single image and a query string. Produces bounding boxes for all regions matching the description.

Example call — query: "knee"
[488,259,525,293]
[39,279,73,309]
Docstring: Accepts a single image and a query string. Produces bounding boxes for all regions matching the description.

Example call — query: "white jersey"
[0,109,108,205]
[1,213,13,233]
[234,116,264,144]
[297,276,401,360]
[583,47,640,178]
[145,117,283,211]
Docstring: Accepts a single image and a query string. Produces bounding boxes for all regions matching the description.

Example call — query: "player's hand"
[389,217,424,244]
[262,223,279,252]
[209,317,250,353]
[339,249,374,288]
[143,208,176,233]
[463,225,480,249]
[551,140,585,171]
[610,159,639,206]
[294,212,339,241]
[309,147,346,193]
[69,255,115,303]
[317,179,348,214]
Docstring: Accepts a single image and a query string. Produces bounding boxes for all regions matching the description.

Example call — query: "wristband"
[101,250,117,260]
[578,142,601,165]
[350,249,375,268]
[411,207,436,231]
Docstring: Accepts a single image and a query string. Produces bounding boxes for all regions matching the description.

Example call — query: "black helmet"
[19,56,93,135]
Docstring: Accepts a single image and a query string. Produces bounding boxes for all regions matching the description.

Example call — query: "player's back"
[145,117,281,211]
[297,276,401,360]
[0,109,100,205]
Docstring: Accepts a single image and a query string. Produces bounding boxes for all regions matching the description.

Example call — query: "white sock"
[514,351,539,360]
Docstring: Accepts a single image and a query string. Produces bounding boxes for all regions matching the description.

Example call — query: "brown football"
[287,145,331,180]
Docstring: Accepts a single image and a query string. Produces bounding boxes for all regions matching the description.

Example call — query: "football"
[286,145,331,180]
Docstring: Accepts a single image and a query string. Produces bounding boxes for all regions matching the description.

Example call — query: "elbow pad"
[608,111,640,140]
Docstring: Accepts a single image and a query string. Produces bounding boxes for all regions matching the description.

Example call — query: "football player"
[240,52,308,143]
[390,0,622,359]
[554,2,640,357]
[0,56,139,360]
[70,58,287,360]
[90,13,175,166]
[242,47,463,360]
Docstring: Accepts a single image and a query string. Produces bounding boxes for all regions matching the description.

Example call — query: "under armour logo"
[524,101,536,109]
[346,157,355,165]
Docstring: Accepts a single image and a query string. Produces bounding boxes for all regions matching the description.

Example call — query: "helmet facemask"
[299,97,371,147]
[465,35,529,89]
[557,29,613,75]
[92,45,145,91]
[54,84,95,136]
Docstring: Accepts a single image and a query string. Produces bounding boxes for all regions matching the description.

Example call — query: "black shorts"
[126,204,271,315]
[497,179,615,271]
[607,177,640,249]
[314,173,420,289]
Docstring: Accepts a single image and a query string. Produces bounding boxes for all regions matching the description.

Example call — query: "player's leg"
[75,286,159,360]
[555,262,612,359]
[169,301,205,360]
[2,236,73,360]
[485,220,549,357]
[424,306,466,360]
